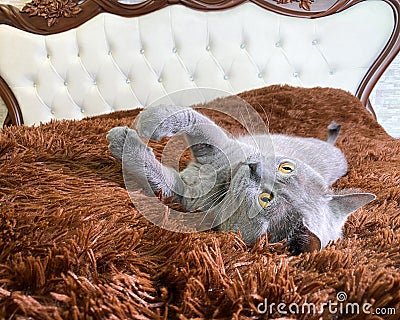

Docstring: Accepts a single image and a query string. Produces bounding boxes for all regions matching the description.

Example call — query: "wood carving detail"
[19,0,316,29]
[22,0,82,27]
[275,0,314,11]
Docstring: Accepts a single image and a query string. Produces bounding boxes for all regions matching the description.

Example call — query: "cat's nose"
[258,191,274,208]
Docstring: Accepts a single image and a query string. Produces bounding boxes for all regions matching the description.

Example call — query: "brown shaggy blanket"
[0,85,399,319]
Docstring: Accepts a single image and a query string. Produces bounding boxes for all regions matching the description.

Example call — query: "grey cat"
[107,105,375,254]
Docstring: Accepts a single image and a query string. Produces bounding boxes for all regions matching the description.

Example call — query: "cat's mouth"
[287,226,322,255]
[258,191,274,208]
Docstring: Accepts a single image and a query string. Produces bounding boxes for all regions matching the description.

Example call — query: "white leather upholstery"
[0,0,395,125]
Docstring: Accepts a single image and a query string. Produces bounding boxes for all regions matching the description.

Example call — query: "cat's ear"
[329,192,376,218]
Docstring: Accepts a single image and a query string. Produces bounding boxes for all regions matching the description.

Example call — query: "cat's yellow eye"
[278,162,295,174]
[258,192,273,208]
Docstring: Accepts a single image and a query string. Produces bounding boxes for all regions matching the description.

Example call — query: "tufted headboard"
[0,0,399,126]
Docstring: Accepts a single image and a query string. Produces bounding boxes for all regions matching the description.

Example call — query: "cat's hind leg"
[136,105,229,145]
[135,105,232,164]
[135,105,196,140]
[107,126,184,198]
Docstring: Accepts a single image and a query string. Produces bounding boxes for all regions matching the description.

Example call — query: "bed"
[0,0,399,318]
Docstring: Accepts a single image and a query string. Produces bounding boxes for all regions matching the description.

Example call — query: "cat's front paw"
[136,104,192,140]
[107,126,130,161]
[107,126,147,161]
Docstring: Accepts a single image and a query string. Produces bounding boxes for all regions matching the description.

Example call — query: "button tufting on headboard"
[0,0,399,126]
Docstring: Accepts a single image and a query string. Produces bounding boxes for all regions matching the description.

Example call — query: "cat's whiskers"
[184,179,230,198]
[208,192,234,228]
[196,188,229,210]
[238,103,257,138]
[253,102,275,155]
[190,182,230,203]
[196,184,236,226]
[209,187,249,228]
[256,101,271,132]
[247,102,264,137]
[197,189,230,227]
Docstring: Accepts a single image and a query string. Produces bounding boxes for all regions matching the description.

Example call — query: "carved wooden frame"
[0,0,399,126]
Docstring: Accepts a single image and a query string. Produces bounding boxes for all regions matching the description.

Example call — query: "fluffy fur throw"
[0,85,399,319]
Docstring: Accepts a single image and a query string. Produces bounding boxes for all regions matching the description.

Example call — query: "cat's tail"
[326,121,341,145]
